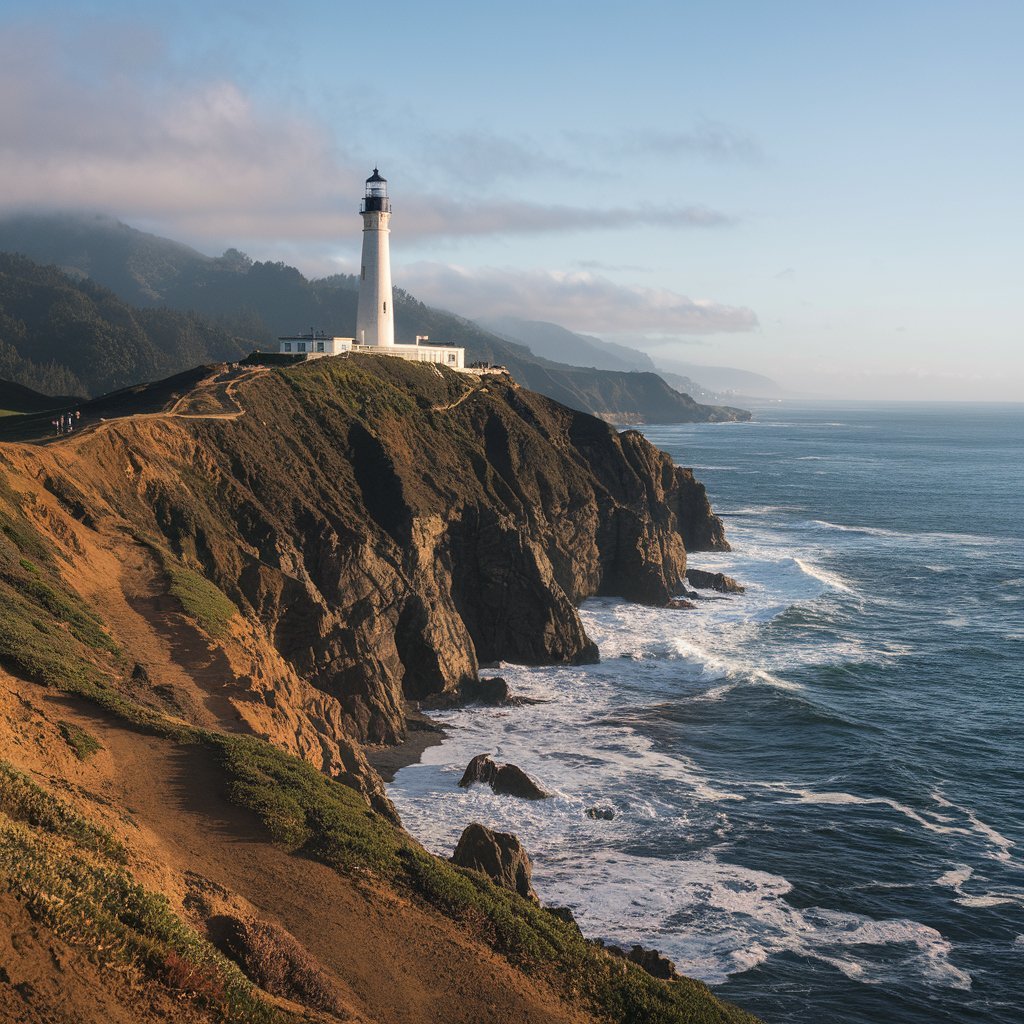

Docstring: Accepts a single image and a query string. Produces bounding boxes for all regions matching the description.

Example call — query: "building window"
[361,265,366,280]
[447,353,456,363]
[284,343,292,352]
[317,341,325,352]
[383,301,387,313]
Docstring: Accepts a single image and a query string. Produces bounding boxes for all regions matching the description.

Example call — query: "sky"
[1,0,1022,400]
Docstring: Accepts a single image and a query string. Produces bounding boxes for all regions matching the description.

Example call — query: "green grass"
[21,577,120,653]
[164,561,238,639]
[283,358,420,419]
[58,720,104,761]
[0,761,124,862]
[0,587,110,692]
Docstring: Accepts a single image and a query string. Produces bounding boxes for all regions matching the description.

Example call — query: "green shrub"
[58,720,104,761]
[165,563,238,638]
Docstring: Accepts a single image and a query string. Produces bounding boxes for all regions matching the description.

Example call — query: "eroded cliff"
[3,356,726,759]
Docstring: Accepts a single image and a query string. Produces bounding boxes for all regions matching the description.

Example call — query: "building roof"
[366,168,386,183]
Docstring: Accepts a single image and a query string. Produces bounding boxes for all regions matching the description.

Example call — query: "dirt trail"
[66,532,240,729]
[431,380,485,413]
[28,365,267,452]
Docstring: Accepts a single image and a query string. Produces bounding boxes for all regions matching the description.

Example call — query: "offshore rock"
[685,569,746,593]
[458,754,549,800]
[451,822,539,903]
[460,676,510,705]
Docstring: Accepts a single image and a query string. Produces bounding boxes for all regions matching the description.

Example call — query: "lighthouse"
[355,168,395,347]
[278,170,468,369]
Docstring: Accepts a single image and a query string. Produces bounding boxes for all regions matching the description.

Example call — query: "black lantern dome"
[361,168,390,213]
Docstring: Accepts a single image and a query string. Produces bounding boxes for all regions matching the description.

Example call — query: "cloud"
[398,198,733,240]
[415,130,581,187]
[564,120,763,165]
[0,24,739,248]
[396,263,758,334]
[632,122,763,163]
[0,25,360,235]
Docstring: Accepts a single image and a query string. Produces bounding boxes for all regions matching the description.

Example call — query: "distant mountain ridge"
[482,315,783,402]
[0,212,750,421]
[478,316,658,373]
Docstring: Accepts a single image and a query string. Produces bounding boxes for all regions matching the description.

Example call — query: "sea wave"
[810,520,1008,547]
[793,557,858,594]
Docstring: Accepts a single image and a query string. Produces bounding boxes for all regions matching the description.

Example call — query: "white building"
[279,170,466,371]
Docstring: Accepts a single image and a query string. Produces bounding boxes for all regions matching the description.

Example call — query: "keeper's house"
[278,332,465,369]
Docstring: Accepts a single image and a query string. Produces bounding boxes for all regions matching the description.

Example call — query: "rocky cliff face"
[1,355,727,778]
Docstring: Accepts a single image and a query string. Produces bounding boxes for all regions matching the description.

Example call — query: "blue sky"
[2,1,1021,399]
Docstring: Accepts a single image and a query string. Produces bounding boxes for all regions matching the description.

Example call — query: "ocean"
[387,402,1024,1024]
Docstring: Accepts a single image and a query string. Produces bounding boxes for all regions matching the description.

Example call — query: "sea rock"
[458,754,549,799]
[665,598,697,610]
[460,676,510,705]
[626,944,680,980]
[451,823,538,903]
[684,569,745,594]
[586,805,616,820]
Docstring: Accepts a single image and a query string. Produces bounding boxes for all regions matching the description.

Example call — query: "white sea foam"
[810,520,1007,548]
[746,784,1017,867]
[932,792,1016,863]
[936,865,974,888]
[390,661,975,994]
[386,479,1009,1001]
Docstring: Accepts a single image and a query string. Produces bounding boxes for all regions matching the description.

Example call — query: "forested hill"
[0,254,250,396]
[0,213,749,421]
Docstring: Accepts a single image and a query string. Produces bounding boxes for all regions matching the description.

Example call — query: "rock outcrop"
[460,675,510,705]
[602,942,680,981]
[451,822,539,903]
[685,569,745,593]
[458,754,549,800]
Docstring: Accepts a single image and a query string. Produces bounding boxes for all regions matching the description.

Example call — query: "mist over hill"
[0,212,749,422]
[478,316,658,373]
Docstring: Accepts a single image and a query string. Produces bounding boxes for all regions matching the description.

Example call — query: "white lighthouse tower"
[355,168,395,347]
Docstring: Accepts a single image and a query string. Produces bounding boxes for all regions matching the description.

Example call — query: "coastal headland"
[0,354,758,1023]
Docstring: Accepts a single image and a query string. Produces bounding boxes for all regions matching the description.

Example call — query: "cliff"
[0,357,753,1024]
